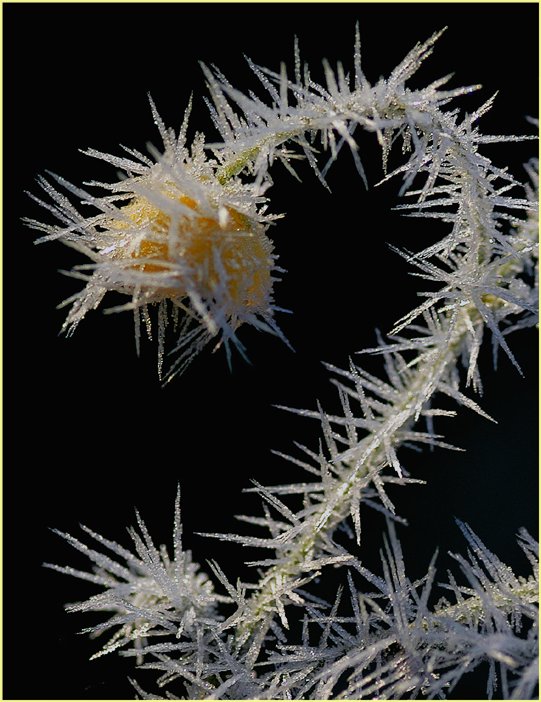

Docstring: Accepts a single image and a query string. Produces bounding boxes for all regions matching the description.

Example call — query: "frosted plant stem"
[205,54,537,648]
[233,303,469,645]
[234,219,534,648]
[38,29,538,697]
[429,576,539,630]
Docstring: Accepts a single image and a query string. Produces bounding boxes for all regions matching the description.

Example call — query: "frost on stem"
[259,521,539,700]
[27,27,537,382]
[194,25,538,655]
[43,26,538,700]
[25,98,288,381]
[48,503,538,699]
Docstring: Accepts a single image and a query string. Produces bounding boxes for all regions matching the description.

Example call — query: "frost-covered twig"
[193,28,538,650]
[39,27,538,700]
[255,521,539,700]
[25,28,537,381]
[48,503,538,699]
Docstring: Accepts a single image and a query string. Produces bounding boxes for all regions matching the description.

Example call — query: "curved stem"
[210,100,536,648]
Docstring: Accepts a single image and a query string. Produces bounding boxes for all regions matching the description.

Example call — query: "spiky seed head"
[109,191,274,314]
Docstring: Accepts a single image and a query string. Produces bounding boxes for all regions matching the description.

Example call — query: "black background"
[4,3,539,699]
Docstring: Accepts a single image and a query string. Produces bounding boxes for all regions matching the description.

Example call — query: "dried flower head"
[25,98,288,381]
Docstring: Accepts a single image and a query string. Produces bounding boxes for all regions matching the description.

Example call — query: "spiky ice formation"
[25,99,288,381]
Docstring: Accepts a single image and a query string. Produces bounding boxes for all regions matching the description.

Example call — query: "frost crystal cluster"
[35,27,538,699]
[25,99,286,380]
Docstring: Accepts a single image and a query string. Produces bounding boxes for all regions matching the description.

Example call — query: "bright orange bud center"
[115,194,274,311]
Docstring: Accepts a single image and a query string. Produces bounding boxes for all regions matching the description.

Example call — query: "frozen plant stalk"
[39,26,538,700]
